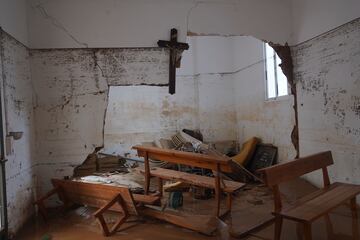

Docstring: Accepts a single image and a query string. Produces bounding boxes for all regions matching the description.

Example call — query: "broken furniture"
[247,144,277,173]
[34,179,219,236]
[133,145,245,217]
[73,147,127,177]
[232,137,260,166]
[258,151,360,240]
[34,179,160,236]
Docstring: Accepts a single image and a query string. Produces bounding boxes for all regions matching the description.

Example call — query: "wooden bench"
[35,179,219,236]
[258,151,360,240]
[139,167,243,193]
[133,145,245,217]
[35,179,161,236]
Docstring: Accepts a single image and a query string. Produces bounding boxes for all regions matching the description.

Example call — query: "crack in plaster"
[271,43,299,158]
[177,59,265,77]
[92,50,106,79]
[33,2,89,48]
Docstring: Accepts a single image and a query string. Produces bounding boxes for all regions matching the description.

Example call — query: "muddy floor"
[15,178,360,240]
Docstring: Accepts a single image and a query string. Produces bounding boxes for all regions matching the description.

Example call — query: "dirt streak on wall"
[30,47,176,194]
[0,29,36,235]
[30,45,238,174]
[292,18,360,187]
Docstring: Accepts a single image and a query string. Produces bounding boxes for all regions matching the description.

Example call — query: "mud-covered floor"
[16,178,360,240]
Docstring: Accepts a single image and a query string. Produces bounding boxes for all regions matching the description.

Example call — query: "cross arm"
[157,40,189,50]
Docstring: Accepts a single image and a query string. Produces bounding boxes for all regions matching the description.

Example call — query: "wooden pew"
[34,179,219,236]
[133,145,245,217]
[258,151,360,240]
[35,179,160,236]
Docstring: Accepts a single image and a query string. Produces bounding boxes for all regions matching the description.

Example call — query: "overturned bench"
[133,145,245,217]
[34,179,219,236]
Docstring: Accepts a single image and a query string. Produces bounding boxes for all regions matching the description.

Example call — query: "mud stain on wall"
[1,29,37,235]
[292,18,360,186]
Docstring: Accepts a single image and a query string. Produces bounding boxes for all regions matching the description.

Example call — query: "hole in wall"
[99,35,298,162]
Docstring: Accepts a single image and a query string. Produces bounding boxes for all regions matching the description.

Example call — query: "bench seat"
[133,193,161,205]
[140,167,245,193]
[279,182,360,222]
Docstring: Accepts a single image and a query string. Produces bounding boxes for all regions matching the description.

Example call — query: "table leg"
[214,164,221,217]
[144,152,150,195]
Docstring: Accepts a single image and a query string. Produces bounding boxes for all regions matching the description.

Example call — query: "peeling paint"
[0,29,36,235]
[292,18,360,187]
[270,43,299,158]
[351,95,360,118]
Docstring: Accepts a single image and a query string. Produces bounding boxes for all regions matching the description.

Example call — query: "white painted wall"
[30,49,108,193]
[104,37,239,159]
[189,0,291,43]
[178,37,235,75]
[232,36,296,161]
[103,83,198,158]
[290,0,360,45]
[0,0,28,46]
[0,31,35,235]
[179,36,296,161]
[292,18,360,188]
[26,0,293,49]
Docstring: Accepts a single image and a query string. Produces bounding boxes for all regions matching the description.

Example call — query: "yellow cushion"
[232,137,260,166]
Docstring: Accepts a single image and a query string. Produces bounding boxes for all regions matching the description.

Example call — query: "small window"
[264,43,288,99]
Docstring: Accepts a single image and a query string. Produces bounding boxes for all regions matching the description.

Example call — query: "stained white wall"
[0,31,36,235]
[104,37,239,159]
[290,0,360,45]
[26,0,293,49]
[178,36,296,161]
[30,49,109,194]
[0,0,28,46]
[292,18,360,188]
[232,36,296,161]
[104,83,199,158]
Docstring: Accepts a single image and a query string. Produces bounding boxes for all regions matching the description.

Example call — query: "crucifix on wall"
[158,28,189,94]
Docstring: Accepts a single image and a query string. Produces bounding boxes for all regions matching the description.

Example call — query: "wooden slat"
[258,151,333,186]
[132,194,160,205]
[139,168,245,193]
[140,207,219,235]
[51,179,138,215]
[229,215,275,238]
[133,145,232,172]
[279,183,360,222]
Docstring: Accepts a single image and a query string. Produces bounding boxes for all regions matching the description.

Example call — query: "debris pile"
[73,147,128,177]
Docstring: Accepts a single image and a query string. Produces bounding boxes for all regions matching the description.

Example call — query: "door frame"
[0,27,9,240]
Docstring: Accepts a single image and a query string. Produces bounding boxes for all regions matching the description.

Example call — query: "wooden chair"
[258,151,360,240]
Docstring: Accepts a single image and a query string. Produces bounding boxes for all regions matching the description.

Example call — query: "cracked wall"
[27,0,293,49]
[30,49,108,193]
[0,29,36,235]
[292,18,360,187]
[232,36,296,161]
[31,39,239,179]
[29,47,178,194]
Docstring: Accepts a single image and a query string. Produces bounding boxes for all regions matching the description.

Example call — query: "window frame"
[264,43,288,100]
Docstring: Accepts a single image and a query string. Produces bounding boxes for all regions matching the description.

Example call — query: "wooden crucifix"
[158,28,189,94]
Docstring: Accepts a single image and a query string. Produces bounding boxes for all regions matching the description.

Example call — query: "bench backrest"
[51,179,138,215]
[133,145,232,172]
[258,151,333,187]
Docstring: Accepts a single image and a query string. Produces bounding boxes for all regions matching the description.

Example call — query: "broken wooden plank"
[140,207,218,235]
